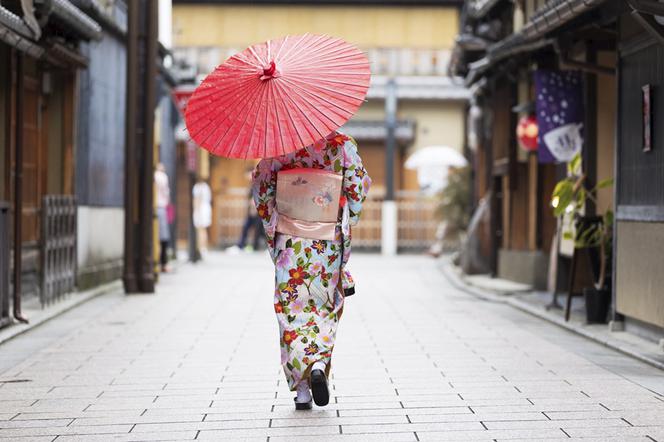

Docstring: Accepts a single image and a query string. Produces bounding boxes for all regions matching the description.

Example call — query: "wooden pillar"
[13,51,27,322]
[63,73,76,195]
[502,174,511,249]
[124,0,158,294]
[527,152,538,251]
[583,43,598,216]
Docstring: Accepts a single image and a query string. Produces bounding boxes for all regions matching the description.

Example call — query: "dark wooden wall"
[618,38,664,213]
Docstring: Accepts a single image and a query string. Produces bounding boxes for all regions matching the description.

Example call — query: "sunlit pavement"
[1,252,664,441]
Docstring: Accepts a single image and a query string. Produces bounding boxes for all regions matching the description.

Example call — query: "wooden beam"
[62,72,76,195]
[527,152,538,251]
[502,175,511,249]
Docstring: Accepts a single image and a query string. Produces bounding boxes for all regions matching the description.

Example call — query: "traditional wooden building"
[453,0,664,342]
[1,0,102,321]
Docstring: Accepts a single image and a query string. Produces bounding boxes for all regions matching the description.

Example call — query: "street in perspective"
[2,0,664,441]
[1,254,663,441]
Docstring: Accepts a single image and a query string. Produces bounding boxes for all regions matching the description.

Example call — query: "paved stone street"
[1,253,663,441]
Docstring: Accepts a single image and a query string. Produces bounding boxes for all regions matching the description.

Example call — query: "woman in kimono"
[252,131,371,410]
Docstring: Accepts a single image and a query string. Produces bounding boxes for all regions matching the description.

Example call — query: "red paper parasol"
[185,34,371,159]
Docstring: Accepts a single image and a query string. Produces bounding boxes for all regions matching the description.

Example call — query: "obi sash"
[275,168,343,241]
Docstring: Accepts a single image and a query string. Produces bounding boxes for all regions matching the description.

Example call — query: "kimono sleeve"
[342,137,372,226]
[251,159,278,261]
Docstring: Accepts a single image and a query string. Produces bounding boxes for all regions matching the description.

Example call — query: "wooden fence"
[41,195,77,306]
[214,188,438,251]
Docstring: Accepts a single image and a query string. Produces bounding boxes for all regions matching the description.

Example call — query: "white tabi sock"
[312,361,326,373]
[296,383,312,403]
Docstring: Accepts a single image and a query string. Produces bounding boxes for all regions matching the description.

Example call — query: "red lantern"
[516,114,538,151]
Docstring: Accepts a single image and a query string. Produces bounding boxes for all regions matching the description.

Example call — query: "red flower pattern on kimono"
[327,254,338,266]
[288,266,308,286]
[328,133,348,147]
[283,330,298,346]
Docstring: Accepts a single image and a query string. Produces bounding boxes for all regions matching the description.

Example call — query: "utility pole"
[124,0,159,293]
[382,78,398,256]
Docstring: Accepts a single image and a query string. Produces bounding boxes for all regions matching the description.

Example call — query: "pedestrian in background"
[252,132,371,409]
[154,163,171,273]
[236,167,263,252]
[192,178,212,257]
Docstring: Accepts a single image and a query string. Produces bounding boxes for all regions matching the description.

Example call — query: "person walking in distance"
[252,131,371,409]
[154,163,172,273]
[192,178,212,257]
[237,167,263,252]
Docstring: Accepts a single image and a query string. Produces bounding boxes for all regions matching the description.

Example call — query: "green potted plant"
[551,154,614,323]
[432,166,471,256]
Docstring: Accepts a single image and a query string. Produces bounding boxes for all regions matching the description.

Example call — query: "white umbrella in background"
[405,145,468,194]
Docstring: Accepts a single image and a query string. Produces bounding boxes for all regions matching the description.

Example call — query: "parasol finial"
[261,61,278,80]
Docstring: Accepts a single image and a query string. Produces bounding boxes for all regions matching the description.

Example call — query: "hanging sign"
[535,70,584,163]
[172,84,196,117]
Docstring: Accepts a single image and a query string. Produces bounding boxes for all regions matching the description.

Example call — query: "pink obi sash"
[276,168,343,241]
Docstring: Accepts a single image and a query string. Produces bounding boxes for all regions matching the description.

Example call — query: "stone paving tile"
[52,431,198,441]
[483,417,629,430]
[0,253,662,441]
[338,406,472,417]
[0,423,132,438]
[498,438,652,442]
[0,418,72,429]
[270,414,409,427]
[0,437,54,442]
[197,424,342,438]
[342,421,485,434]
[68,414,206,426]
[270,434,418,441]
[408,411,547,423]
[130,419,271,433]
[415,428,567,441]
[565,425,664,439]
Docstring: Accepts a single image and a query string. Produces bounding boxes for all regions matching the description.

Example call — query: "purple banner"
[535,70,584,164]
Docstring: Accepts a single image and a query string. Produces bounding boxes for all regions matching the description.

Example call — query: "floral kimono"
[252,132,371,391]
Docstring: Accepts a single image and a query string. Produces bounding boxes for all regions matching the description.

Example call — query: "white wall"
[77,206,124,269]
